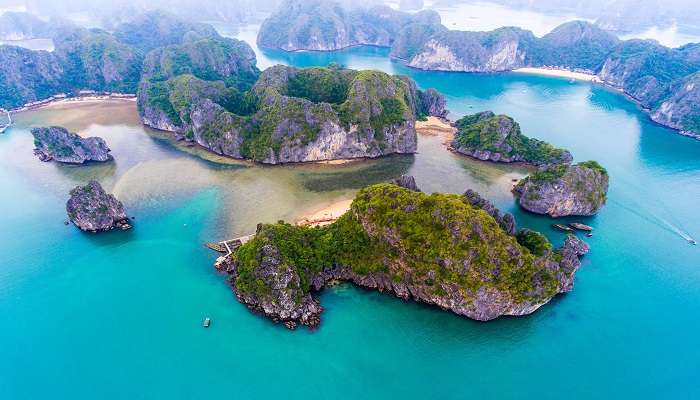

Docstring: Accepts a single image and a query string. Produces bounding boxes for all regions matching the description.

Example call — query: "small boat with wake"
[689,239,698,246]
[569,223,593,232]
[552,224,575,232]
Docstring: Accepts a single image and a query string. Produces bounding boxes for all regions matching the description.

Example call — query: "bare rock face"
[218,184,590,330]
[464,189,516,235]
[513,162,609,217]
[650,73,700,140]
[391,175,421,191]
[66,181,131,232]
[216,244,322,330]
[418,88,447,118]
[31,126,111,164]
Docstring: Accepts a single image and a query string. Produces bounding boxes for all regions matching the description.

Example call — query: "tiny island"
[450,111,610,217]
[66,181,132,232]
[31,126,112,164]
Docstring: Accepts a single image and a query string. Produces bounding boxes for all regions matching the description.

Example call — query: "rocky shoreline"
[216,182,591,330]
[216,233,589,330]
[31,126,112,164]
[66,181,132,232]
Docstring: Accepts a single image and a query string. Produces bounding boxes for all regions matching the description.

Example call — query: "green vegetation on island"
[139,56,445,163]
[514,161,609,217]
[452,111,573,166]
[220,182,590,329]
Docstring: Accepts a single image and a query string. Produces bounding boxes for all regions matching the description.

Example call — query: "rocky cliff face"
[534,20,620,71]
[452,111,573,166]
[463,189,516,235]
[513,162,609,217]
[31,126,112,164]
[66,181,131,232]
[256,0,441,52]
[418,88,448,118]
[0,45,65,108]
[139,63,445,164]
[650,73,700,139]
[218,184,590,329]
[407,28,535,72]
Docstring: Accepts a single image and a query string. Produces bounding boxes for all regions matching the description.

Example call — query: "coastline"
[512,67,602,82]
[416,116,456,145]
[296,199,353,226]
[7,93,137,114]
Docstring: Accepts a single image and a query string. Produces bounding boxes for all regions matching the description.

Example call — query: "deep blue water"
[1,46,699,399]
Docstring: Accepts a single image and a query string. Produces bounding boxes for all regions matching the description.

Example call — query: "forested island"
[256,2,700,140]
[217,181,590,329]
[0,10,446,164]
[139,58,445,163]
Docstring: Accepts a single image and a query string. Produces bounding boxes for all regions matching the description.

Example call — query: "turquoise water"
[1,46,700,399]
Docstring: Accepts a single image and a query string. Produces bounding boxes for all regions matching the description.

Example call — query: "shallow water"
[1,46,699,399]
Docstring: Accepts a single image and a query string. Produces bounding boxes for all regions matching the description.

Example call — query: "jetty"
[207,234,255,269]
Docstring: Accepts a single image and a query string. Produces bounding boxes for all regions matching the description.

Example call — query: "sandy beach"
[513,67,601,82]
[416,116,457,144]
[296,199,353,226]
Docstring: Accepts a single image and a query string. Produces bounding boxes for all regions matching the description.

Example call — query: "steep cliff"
[513,161,609,217]
[66,181,131,232]
[650,73,700,139]
[139,63,447,163]
[31,126,111,163]
[0,45,64,108]
[136,35,260,132]
[452,111,573,166]
[533,20,620,71]
[407,27,537,72]
[217,183,590,329]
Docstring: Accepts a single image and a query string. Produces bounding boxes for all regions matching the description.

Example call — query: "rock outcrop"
[31,126,112,164]
[463,189,516,235]
[391,175,421,191]
[217,183,590,329]
[138,62,446,164]
[418,88,448,118]
[452,111,573,166]
[513,161,609,217]
[66,181,131,232]
[650,72,700,140]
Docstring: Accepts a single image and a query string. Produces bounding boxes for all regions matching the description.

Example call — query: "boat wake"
[611,194,696,245]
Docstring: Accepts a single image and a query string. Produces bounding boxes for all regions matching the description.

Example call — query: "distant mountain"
[112,11,219,53]
[257,0,442,51]
[0,12,57,40]
[0,11,218,109]
[400,20,700,139]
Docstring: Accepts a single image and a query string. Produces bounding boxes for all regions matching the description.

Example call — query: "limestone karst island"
[1,0,699,398]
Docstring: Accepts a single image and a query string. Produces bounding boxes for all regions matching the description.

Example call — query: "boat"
[569,223,593,232]
[552,224,574,232]
[689,239,697,246]
[203,317,211,328]
[586,233,593,238]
